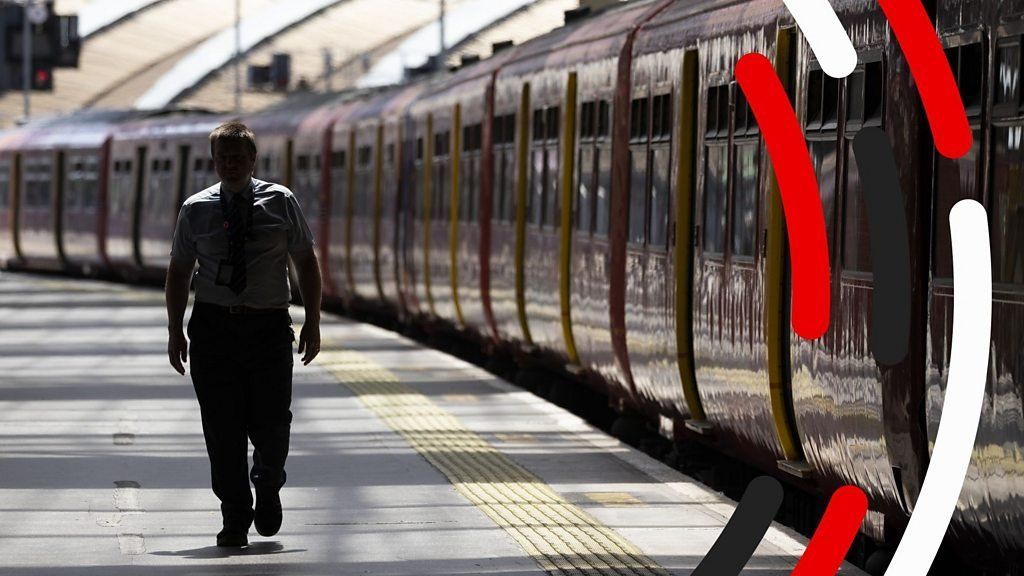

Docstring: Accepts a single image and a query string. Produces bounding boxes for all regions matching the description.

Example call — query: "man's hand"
[168,331,188,375]
[297,320,321,366]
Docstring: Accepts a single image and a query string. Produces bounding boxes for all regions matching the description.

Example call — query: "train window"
[546,107,560,141]
[163,159,172,172]
[533,109,544,142]
[151,158,160,172]
[580,101,595,140]
[842,145,871,272]
[576,147,592,232]
[652,94,664,139]
[332,150,346,168]
[627,150,647,244]
[932,129,982,278]
[734,88,758,136]
[731,143,759,258]
[631,97,649,142]
[598,100,610,138]
[864,60,884,123]
[505,114,517,144]
[649,147,671,248]
[716,85,729,136]
[846,69,865,124]
[822,74,840,130]
[296,154,307,171]
[416,137,424,160]
[706,86,719,136]
[595,147,611,237]
[990,125,1024,285]
[806,70,824,130]
[543,147,559,228]
[703,144,728,254]
[996,38,1021,111]
[955,42,985,114]
[809,141,839,263]
[652,93,673,140]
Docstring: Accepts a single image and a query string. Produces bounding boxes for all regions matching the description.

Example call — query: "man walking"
[165,121,322,547]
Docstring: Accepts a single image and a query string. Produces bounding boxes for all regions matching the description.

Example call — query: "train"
[1,0,1022,570]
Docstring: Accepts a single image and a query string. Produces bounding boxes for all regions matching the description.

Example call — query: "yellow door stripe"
[560,73,580,365]
[450,104,466,326]
[675,50,707,422]
[515,85,533,345]
[424,115,436,316]
[345,131,356,293]
[373,123,385,300]
[318,347,669,576]
[766,29,805,463]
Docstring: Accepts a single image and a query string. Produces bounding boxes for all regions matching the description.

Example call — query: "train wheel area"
[0,270,868,576]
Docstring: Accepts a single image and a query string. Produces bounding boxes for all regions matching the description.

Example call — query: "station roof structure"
[0,0,576,127]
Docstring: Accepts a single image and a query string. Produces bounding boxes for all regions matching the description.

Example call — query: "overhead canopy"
[134,0,347,110]
[78,0,165,38]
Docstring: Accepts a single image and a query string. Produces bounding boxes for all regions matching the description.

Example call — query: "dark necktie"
[225,191,248,295]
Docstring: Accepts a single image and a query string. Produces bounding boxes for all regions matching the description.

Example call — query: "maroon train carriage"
[290,93,364,302]
[9,111,138,275]
[921,0,1024,561]
[403,45,520,342]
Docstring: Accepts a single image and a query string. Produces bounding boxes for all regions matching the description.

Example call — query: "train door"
[522,76,569,356]
[925,27,1024,550]
[131,146,147,268]
[675,49,706,427]
[54,150,66,264]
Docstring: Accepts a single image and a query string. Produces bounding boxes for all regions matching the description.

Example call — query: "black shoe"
[216,528,248,547]
[254,486,282,537]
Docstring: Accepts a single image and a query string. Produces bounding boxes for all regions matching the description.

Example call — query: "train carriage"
[14,112,132,273]
[406,48,518,338]
[923,0,1024,562]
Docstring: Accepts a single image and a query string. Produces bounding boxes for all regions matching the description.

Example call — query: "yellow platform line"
[318,348,670,576]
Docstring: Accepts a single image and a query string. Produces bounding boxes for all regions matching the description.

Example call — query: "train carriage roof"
[498,0,668,78]
[242,91,344,139]
[633,0,784,56]
[411,46,521,114]
[22,109,144,152]
[108,110,225,145]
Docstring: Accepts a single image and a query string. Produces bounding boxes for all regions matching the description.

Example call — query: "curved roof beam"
[78,0,167,38]
[357,0,536,88]
[134,0,347,110]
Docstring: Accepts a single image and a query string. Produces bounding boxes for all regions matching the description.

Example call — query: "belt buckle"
[228,305,245,315]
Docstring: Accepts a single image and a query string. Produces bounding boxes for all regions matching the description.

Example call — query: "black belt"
[196,302,287,316]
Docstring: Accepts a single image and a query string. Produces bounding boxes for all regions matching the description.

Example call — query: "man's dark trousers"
[188,302,294,532]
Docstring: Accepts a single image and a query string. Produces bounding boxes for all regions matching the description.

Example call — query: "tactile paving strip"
[318,348,670,576]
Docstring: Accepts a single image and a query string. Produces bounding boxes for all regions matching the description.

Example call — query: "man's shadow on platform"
[152,541,306,559]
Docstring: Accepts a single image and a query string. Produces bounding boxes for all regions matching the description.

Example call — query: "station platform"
[0,271,866,576]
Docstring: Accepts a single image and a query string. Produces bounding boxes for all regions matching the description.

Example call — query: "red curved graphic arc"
[877,0,972,159]
[736,53,831,340]
[791,486,869,576]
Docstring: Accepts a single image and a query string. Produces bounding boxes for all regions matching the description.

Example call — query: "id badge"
[215,260,234,286]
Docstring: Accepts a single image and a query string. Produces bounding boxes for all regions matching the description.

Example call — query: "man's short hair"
[210,121,257,158]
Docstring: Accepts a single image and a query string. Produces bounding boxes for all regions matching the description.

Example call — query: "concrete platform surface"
[0,271,867,575]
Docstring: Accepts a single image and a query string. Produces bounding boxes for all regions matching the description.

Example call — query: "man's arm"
[291,247,322,365]
[166,257,195,375]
